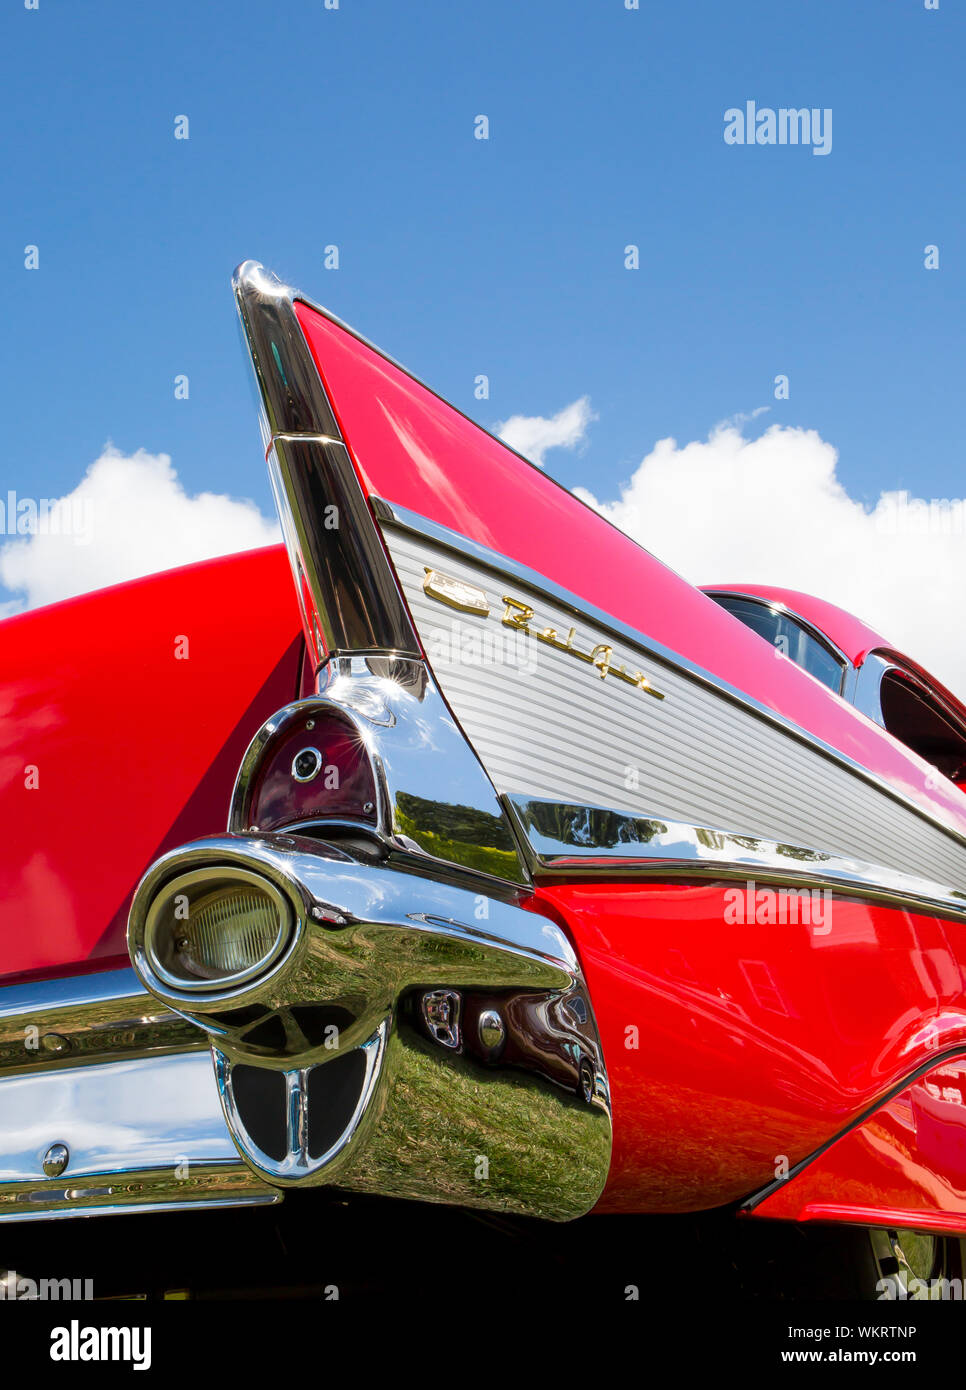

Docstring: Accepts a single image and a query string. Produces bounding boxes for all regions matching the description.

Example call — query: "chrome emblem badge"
[423,568,490,615]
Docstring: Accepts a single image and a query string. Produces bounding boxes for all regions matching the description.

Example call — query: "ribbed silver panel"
[382,522,966,893]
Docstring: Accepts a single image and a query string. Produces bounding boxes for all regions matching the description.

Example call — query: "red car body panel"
[0,547,301,980]
[533,882,966,1212]
[294,301,966,840]
[747,1054,966,1235]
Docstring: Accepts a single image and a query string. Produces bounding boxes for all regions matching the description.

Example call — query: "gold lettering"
[501,596,534,631]
[482,593,664,699]
[589,644,614,679]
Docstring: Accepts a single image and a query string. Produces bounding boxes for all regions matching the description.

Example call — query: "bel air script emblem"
[423,568,665,700]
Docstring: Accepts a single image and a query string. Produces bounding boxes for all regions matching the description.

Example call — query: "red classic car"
[3,262,966,1300]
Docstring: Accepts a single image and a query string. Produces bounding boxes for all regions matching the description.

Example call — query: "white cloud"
[0,447,280,612]
[497,396,596,467]
[6,423,964,712]
[574,419,966,702]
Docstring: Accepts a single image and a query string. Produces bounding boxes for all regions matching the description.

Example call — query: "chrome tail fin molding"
[128,832,611,1221]
[233,259,419,667]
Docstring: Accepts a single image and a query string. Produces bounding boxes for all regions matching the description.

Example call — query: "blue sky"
[1,0,963,654]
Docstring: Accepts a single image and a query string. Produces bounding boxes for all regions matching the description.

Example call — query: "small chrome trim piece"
[422,990,462,1049]
[42,1145,69,1179]
[377,499,966,857]
[128,832,611,1221]
[228,656,530,887]
[233,261,419,665]
[478,1009,505,1051]
[505,795,966,920]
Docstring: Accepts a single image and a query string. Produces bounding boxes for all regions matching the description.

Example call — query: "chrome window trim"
[505,795,966,922]
[850,652,896,727]
[227,657,530,888]
[233,261,419,663]
[376,499,966,857]
[871,657,966,739]
[701,588,850,694]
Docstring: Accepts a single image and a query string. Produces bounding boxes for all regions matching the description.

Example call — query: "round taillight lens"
[143,868,292,993]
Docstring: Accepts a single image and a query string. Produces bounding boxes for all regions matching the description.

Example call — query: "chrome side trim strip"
[0,1189,278,1225]
[377,499,966,857]
[233,261,419,664]
[741,1044,966,1214]
[506,796,966,921]
[0,967,141,1019]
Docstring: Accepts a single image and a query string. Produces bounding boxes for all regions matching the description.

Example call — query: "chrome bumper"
[0,1046,277,1222]
[129,832,611,1222]
[0,838,611,1223]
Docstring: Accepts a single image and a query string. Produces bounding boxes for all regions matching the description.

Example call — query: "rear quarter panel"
[0,546,300,980]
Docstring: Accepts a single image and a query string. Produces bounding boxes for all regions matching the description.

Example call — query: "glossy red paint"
[0,547,300,981]
[294,300,966,840]
[746,1054,966,1235]
[530,880,966,1215]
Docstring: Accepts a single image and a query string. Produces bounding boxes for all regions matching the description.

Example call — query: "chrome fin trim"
[507,796,966,921]
[233,260,419,664]
[228,657,529,886]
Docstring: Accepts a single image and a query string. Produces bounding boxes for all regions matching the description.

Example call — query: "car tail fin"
[233,261,420,673]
